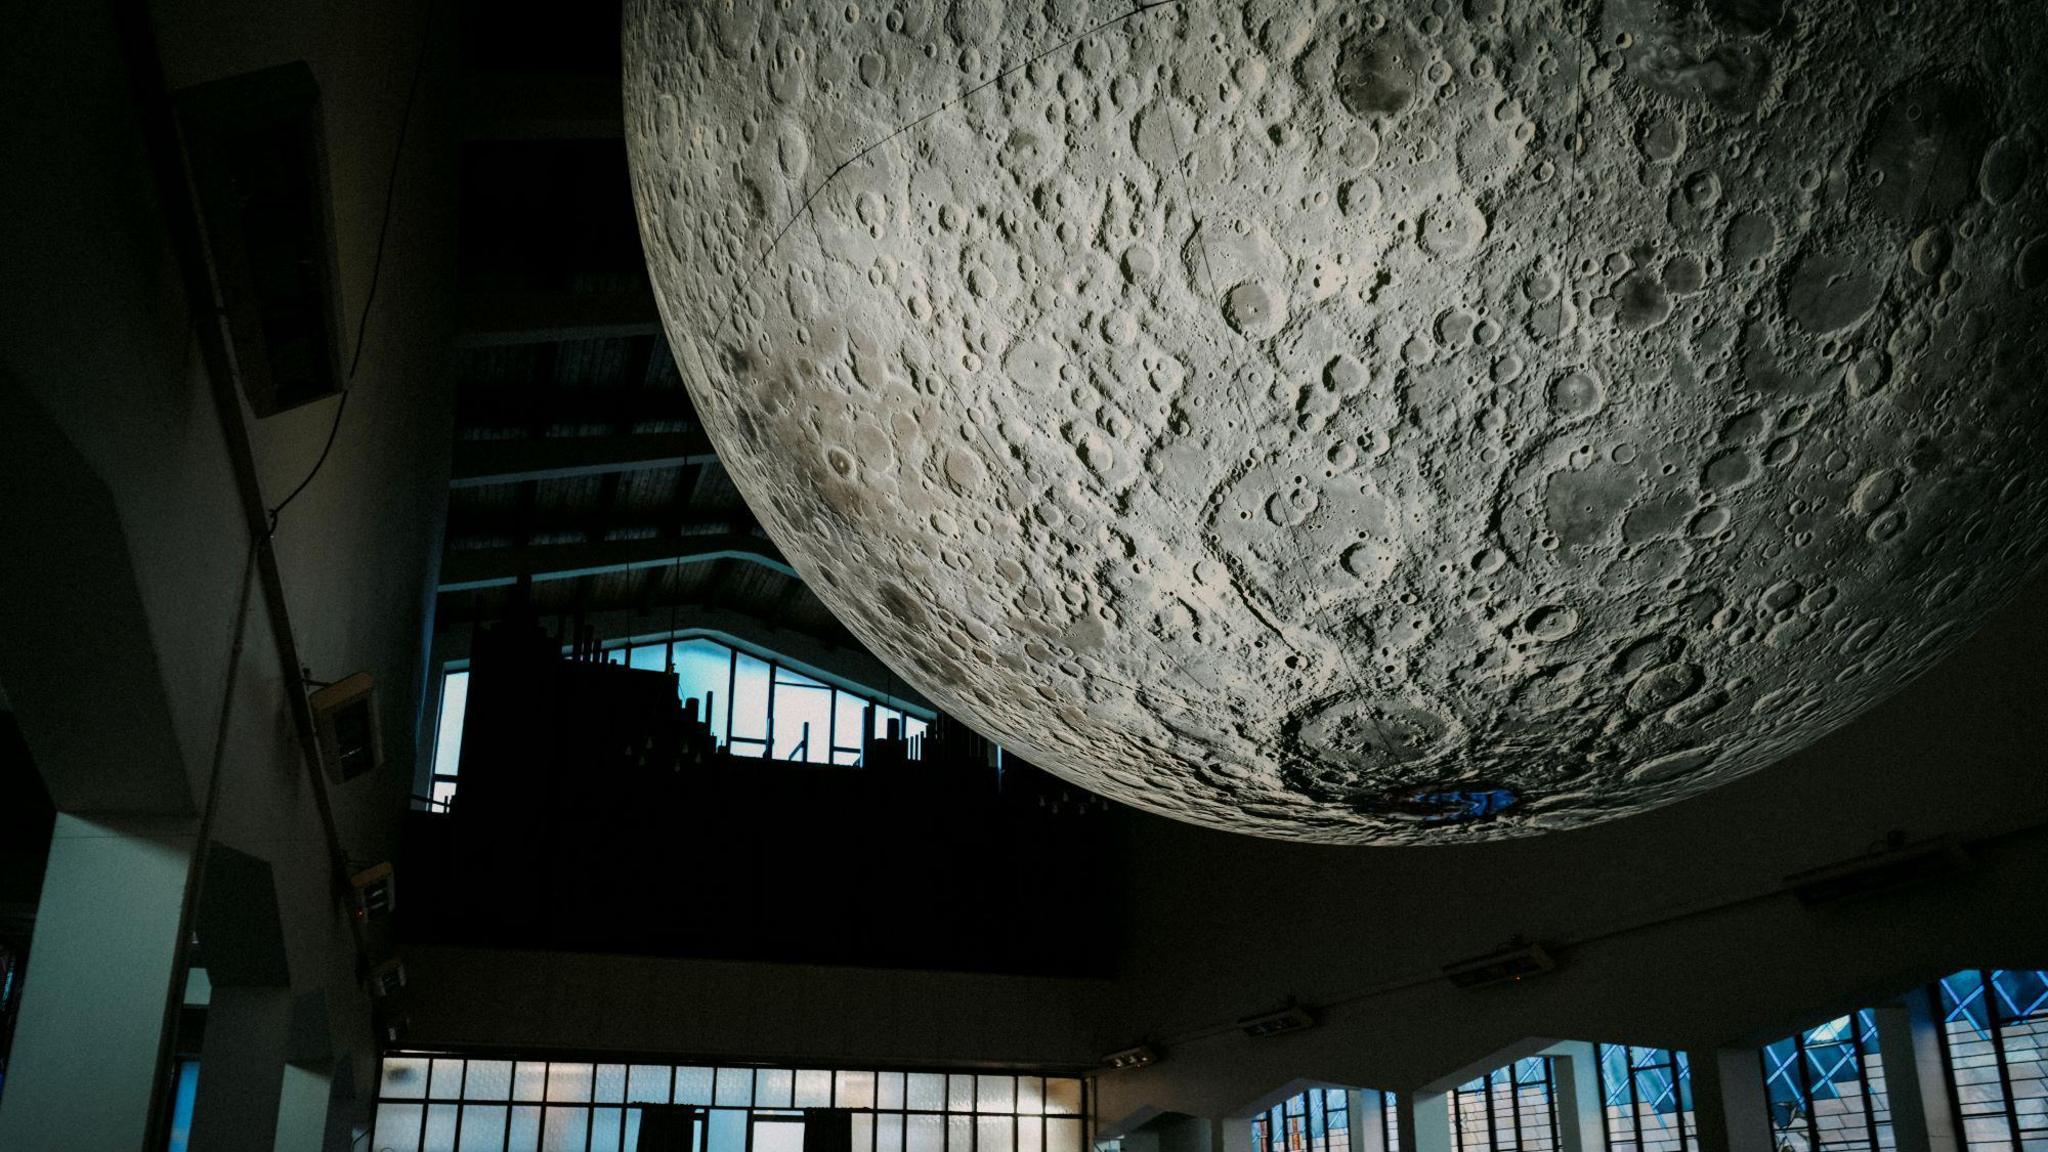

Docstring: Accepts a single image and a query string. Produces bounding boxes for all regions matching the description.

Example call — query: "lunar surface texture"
[625,0,2048,842]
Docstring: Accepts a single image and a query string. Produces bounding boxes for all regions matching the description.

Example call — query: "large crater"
[624,0,2048,842]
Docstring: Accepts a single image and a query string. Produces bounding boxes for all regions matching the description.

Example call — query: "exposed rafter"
[449,430,718,488]
[454,287,662,347]
[438,532,794,592]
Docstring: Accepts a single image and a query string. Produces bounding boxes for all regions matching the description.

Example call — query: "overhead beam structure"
[454,287,662,347]
[449,430,717,487]
[438,532,795,592]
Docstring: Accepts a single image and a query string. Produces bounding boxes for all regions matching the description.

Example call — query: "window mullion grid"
[1794,1032,1819,1152]
[1854,1016,1880,1152]
[1988,973,2021,1152]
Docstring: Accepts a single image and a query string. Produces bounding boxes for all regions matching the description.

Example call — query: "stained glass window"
[1599,1045,1695,1152]
[1251,1088,1350,1152]
[1935,968,2048,1152]
[1761,1011,1895,1152]
[1450,1058,1558,1152]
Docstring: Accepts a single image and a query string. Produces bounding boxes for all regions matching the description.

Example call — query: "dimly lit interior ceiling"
[1,0,2046,1145]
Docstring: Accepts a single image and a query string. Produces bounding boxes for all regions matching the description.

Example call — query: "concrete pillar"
[1872,992,1960,1152]
[1689,1049,1774,1152]
[1398,1091,1453,1152]
[1546,1042,1609,1152]
[1213,1115,1256,1152]
[0,814,196,1152]
[1350,1089,1389,1152]
[189,986,296,1152]
[273,1063,335,1152]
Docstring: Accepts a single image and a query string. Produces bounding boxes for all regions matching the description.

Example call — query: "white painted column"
[1545,1042,1609,1152]
[1350,1089,1389,1152]
[189,985,296,1152]
[1689,1049,1774,1152]
[1398,1090,1454,1152]
[1212,1115,1255,1152]
[0,815,195,1151]
[1871,991,1960,1152]
[272,1063,335,1152]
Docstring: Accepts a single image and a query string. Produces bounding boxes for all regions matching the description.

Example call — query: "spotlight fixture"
[309,671,383,784]
[1442,942,1555,989]
[1237,1003,1318,1038]
[1101,1045,1160,1071]
[1783,834,1966,907]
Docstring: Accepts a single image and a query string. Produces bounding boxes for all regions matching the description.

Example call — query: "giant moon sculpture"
[625,0,2048,842]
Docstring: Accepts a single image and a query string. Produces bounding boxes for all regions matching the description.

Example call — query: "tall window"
[427,634,933,809]
[372,1054,1086,1152]
[1383,1092,1400,1152]
[1600,1046,1695,1152]
[1935,968,2048,1152]
[1761,1011,1895,1152]
[1450,1058,1558,1152]
[1251,1088,1349,1152]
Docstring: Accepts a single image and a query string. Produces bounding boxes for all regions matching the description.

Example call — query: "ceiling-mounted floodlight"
[1101,1045,1160,1071]
[1442,942,1555,989]
[1237,1003,1318,1038]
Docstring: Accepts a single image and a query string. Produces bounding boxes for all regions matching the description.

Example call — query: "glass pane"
[731,652,771,740]
[605,647,627,665]
[716,1067,754,1107]
[515,1063,549,1102]
[878,1071,906,1111]
[677,1068,715,1106]
[462,1105,510,1152]
[855,1115,877,1152]
[1017,1078,1044,1116]
[426,1103,461,1152]
[982,1118,1016,1152]
[835,693,869,753]
[979,1076,1016,1114]
[1049,1120,1084,1152]
[757,1120,808,1152]
[433,672,470,778]
[509,1106,543,1152]
[467,1061,514,1101]
[774,681,833,762]
[950,1075,977,1112]
[874,707,905,740]
[909,1115,944,1152]
[1019,1117,1043,1152]
[627,1066,671,1104]
[904,717,929,745]
[796,1070,834,1108]
[950,1115,973,1152]
[432,1059,466,1100]
[592,1108,624,1152]
[549,1065,595,1103]
[376,1104,425,1151]
[776,665,827,688]
[1046,1080,1082,1116]
[543,1107,589,1152]
[708,1109,749,1152]
[674,639,731,745]
[909,1073,947,1112]
[596,1065,626,1104]
[383,1057,431,1099]
[630,643,669,672]
[880,1114,906,1152]
[757,1069,795,1109]
[839,1070,878,1110]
